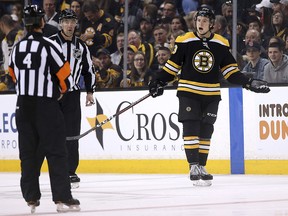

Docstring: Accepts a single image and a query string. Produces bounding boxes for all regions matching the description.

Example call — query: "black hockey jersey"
[80,10,115,54]
[160,32,249,99]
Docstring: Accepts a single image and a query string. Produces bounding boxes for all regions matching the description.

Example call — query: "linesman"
[8,5,80,212]
[50,9,96,188]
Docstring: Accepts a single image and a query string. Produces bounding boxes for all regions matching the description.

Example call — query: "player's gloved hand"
[244,78,270,93]
[148,79,166,98]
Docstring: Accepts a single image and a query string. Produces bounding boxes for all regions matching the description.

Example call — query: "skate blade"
[28,201,39,214]
[71,182,79,189]
[30,206,36,214]
[56,203,81,212]
[193,179,212,187]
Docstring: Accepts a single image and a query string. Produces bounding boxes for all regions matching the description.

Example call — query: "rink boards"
[1,87,288,174]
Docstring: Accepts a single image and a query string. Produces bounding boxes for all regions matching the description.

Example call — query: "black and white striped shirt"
[49,32,95,92]
[8,32,74,99]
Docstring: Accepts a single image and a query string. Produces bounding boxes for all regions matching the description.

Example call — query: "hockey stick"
[66,92,151,141]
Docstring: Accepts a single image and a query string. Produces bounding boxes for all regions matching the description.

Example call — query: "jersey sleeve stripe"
[223,68,239,79]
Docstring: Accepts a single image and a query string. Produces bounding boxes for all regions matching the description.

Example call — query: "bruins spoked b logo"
[192,49,214,73]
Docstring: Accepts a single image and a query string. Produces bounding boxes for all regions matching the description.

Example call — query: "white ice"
[1,173,288,216]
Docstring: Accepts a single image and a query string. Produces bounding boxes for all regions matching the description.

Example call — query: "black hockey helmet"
[23,5,45,27]
[195,7,215,21]
[59,9,78,22]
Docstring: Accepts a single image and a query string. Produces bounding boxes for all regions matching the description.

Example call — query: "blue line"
[229,87,245,174]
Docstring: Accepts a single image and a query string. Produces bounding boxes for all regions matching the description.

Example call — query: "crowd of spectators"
[1,0,288,91]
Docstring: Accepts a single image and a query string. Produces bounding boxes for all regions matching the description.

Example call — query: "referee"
[8,5,80,212]
[50,9,96,188]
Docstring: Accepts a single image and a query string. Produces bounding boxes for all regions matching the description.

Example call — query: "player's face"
[61,18,77,37]
[196,16,211,36]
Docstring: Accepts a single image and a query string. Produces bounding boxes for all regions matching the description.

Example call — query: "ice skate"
[70,174,80,189]
[27,200,40,214]
[189,164,201,185]
[197,165,213,187]
[55,198,81,212]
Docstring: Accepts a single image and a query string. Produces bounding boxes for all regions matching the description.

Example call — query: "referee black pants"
[16,96,72,202]
[59,90,81,176]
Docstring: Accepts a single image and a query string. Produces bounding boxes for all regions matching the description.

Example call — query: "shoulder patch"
[211,34,230,47]
[106,17,111,22]
[175,32,197,43]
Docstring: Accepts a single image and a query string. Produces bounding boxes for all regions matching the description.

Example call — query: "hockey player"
[8,5,80,212]
[148,7,270,186]
[49,9,95,188]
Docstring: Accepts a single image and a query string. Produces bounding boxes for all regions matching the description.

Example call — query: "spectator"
[128,29,155,67]
[139,17,155,44]
[185,10,197,32]
[143,3,159,23]
[126,0,143,30]
[153,25,169,51]
[111,32,125,65]
[121,51,152,87]
[264,42,288,83]
[271,0,282,11]
[10,3,24,27]
[110,0,143,30]
[156,46,171,69]
[221,0,233,24]
[268,35,285,47]
[42,0,59,36]
[43,0,59,29]
[0,14,24,90]
[247,15,262,33]
[70,0,83,36]
[161,0,177,23]
[80,0,116,55]
[154,45,178,86]
[168,29,185,51]
[242,41,269,79]
[93,48,123,88]
[119,44,138,83]
[170,15,188,33]
[271,10,288,41]
[212,15,231,42]
[242,29,267,58]
[236,21,247,53]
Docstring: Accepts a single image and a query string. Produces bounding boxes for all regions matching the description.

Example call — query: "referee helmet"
[59,9,78,22]
[23,5,45,27]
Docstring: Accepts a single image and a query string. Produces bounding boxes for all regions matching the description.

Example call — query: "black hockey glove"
[148,79,166,98]
[244,78,270,93]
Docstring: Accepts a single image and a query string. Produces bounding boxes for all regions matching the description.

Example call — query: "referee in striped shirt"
[50,9,96,188]
[8,5,80,211]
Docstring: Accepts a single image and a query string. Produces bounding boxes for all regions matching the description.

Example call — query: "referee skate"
[55,198,81,213]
